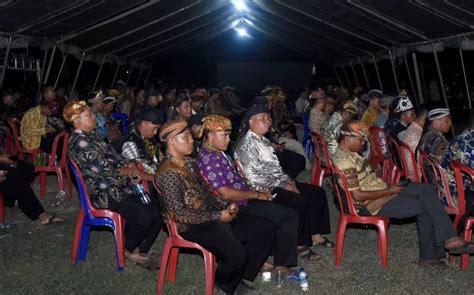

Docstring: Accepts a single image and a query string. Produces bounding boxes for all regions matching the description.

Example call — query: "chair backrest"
[4,122,15,155]
[7,118,22,149]
[382,158,402,185]
[332,165,360,216]
[311,132,331,168]
[419,150,457,213]
[398,141,421,182]
[46,131,70,166]
[368,126,386,167]
[68,160,100,219]
[450,161,472,218]
[385,135,403,171]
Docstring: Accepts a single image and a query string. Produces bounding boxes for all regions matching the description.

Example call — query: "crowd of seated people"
[3,80,474,294]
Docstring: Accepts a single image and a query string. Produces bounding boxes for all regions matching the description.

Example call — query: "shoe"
[125,250,149,264]
[417,259,448,268]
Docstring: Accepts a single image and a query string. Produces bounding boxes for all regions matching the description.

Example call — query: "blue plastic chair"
[111,112,129,136]
[302,112,313,158]
[69,160,126,272]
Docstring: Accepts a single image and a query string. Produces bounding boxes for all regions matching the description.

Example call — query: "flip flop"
[448,242,474,255]
[297,246,321,261]
[313,237,334,248]
[40,214,64,226]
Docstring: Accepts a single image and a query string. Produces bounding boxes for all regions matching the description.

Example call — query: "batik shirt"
[20,106,47,151]
[321,111,344,155]
[332,146,395,215]
[419,127,449,163]
[68,128,133,209]
[309,108,328,134]
[122,128,161,174]
[441,128,474,202]
[361,107,379,128]
[94,112,109,142]
[198,146,248,205]
[234,130,291,192]
[155,156,225,231]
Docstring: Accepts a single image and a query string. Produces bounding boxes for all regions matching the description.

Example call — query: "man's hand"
[257,191,273,201]
[0,154,14,165]
[273,143,286,152]
[285,181,300,194]
[387,185,405,195]
[227,203,239,216]
[220,209,236,223]
[46,126,56,133]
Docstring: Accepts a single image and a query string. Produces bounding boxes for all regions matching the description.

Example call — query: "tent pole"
[111,62,121,88]
[332,66,343,87]
[54,53,67,89]
[126,63,134,85]
[360,60,370,89]
[372,55,383,92]
[36,49,49,104]
[350,61,360,87]
[403,54,418,106]
[144,65,152,89]
[0,34,12,90]
[92,55,107,93]
[388,49,400,92]
[135,67,144,87]
[341,66,352,90]
[432,42,455,136]
[69,52,85,99]
[459,47,472,110]
[43,45,56,85]
[411,52,424,104]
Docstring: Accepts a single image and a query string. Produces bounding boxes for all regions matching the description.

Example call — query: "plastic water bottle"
[132,181,151,206]
[298,268,309,291]
[261,266,272,283]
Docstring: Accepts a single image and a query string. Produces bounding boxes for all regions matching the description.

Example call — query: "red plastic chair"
[419,152,461,228]
[7,118,39,162]
[381,158,402,185]
[4,125,15,155]
[449,161,473,270]
[368,127,387,170]
[0,192,4,224]
[310,132,333,187]
[332,166,390,269]
[157,215,216,295]
[34,131,72,199]
[69,160,126,272]
[398,142,422,183]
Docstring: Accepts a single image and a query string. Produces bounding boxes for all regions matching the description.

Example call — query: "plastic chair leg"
[335,218,348,266]
[114,218,126,271]
[79,225,91,261]
[71,210,85,264]
[0,193,4,224]
[203,250,215,295]
[56,168,65,194]
[168,247,180,283]
[39,172,47,198]
[376,222,389,269]
[461,219,474,270]
[157,240,173,295]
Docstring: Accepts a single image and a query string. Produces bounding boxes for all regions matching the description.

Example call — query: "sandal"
[297,246,321,261]
[40,214,64,226]
[448,242,474,255]
[313,237,334,248]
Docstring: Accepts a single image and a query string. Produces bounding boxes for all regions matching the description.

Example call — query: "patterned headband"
[63,100,88,123]
[159,120,188,142]
[202,114,232,133]
[340,121,368,137]
[428,108,450,121]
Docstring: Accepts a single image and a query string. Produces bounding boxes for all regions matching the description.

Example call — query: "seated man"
[419,108,451,163]
[155,120,275,294]
[20,101,55,153]
[321,101,358,156]
[103,96,122,142]
[361,89,383,128]
[122,109,165,175]
[64,100,161,265]
[332,121,474,266]
[88,91,108,142]
[234,104,333,257]
[197,114,299,274]
[385,96,416,140]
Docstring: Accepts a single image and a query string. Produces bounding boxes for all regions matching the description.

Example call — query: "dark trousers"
[181,214,275,294]
[273,182,331,246]
[378,183,456,261]
[276,149,306,179]
[0,161,44,220]
[109,196,162,254]
[239,199,298,267]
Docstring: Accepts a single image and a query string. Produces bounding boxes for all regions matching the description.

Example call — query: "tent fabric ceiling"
[0,0,473,66]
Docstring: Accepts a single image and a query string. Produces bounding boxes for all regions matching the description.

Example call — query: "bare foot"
[125,249,150,264]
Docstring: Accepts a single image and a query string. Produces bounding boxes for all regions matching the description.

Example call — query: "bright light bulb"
[232,0,247,11]
[236,27,249,37]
